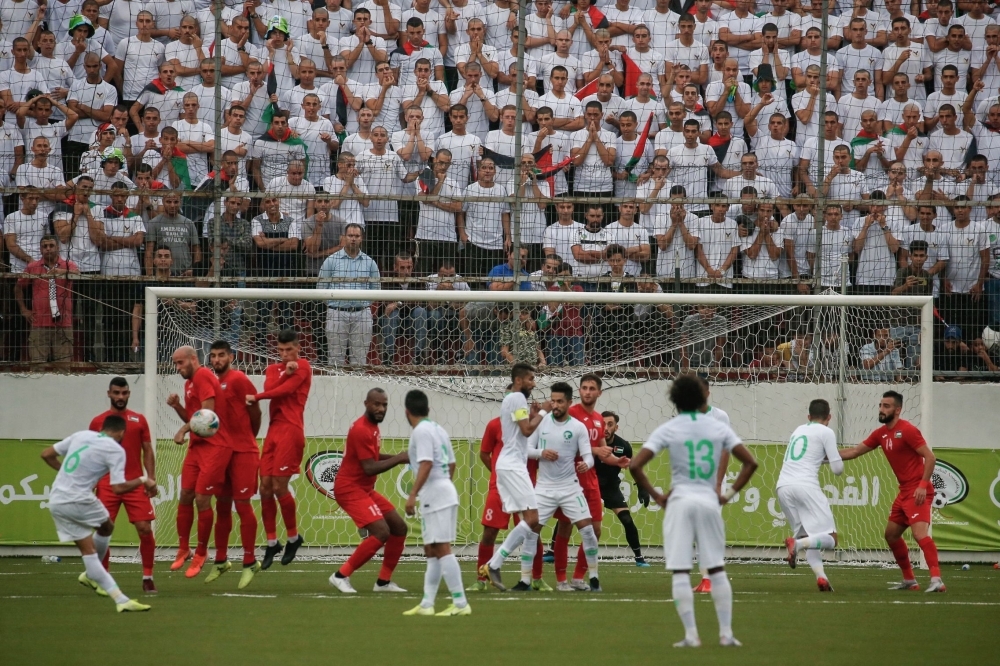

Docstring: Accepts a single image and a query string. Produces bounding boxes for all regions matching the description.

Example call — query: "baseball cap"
[944,325,962,340]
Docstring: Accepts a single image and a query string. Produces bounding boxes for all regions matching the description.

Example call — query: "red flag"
[533,144,572,192]
[622,52,644,99]
[585,6,610,29]
[575,76,599,101]
[623,112,654,180]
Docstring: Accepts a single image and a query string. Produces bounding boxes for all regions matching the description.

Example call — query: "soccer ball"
[983,326,1000,352]
[931,491,948,510]
[189,409,220,437]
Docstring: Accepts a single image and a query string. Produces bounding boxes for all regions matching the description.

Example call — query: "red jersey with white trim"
[215,368,260,453]
[480,417,503,489]
[336,415,381,494]
[862,419,928,492]
[569,403,604,491]
[186,366,226,448]
[256,359,312,431]
[89,409,150,480]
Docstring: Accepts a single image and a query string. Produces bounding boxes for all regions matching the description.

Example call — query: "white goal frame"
[144,287,934,449]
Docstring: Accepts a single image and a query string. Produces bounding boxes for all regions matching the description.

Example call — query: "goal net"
[144,286,932,564]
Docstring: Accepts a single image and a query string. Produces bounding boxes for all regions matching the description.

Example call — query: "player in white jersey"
[41,416,157,613]
[527,383,602,592]
[481,362,551,592]
[695,376,732,593]
[631,375,758,648]
[777,399,843,592]
[402,390,471,617]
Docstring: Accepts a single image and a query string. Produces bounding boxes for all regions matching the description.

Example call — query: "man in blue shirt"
[317,223,381,366]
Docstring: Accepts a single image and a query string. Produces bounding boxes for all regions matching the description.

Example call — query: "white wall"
[1,373,997,447]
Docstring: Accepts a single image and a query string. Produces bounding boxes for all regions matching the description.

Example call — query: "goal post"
[144,286,933,563]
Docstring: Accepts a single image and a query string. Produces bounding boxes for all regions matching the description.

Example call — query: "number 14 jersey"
[642,412,741,501]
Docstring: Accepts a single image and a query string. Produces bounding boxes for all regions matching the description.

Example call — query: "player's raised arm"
[822,435,845,476]
[248,368,309,404]
[838,442,876,461]
[721,443,757,506]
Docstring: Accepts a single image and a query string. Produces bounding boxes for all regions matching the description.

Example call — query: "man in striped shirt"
[318,223,381,366]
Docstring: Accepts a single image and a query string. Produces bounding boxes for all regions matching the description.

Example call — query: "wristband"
[322,44,330,50]
[537,409,547,418]
[919,480,933,491]
[365,39,374,46]
[722,488,735,501]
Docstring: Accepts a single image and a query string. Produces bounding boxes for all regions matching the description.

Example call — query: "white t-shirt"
[416,176,460,242]
[48,430,127,506]
[496,391,532,472]
[695,216,740,287]
[339,34,387,85]
[408,419,459,511]
[815,226,855,288]
[570,128,616,192]
[435,132,482,188]
[642,411,741,501]
[172,119,213,184]
[946,221,990,293]
[288,116,335,185]
[543,221,585,271]
[651,209,700,279]
[266,176,315,221]
[463,182,510,251]
[776,422,842,490]
[66,79,119,144]
[529,414,593,489]
[855,217,906,287]
[667,143,718,209]
[100,214,145,276]
[4,210,49,273]
[321,175,369,228]
[115,37,166,100]
[164,39,202,89]
[447,87,497,142]
[741,226,784,280]
[355,148,409,222]
[603,221,651,276]
[838,44,883,96]
[927,129,975,171]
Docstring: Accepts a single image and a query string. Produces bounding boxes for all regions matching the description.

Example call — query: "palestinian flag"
[705,132,731,164]
[141,78,183,97]
[418,165,436,193]
[849,130,880,169]
[623,113,654,183]
[532,144,573,190]
[580,5,609,29]
[482,145,567,171]
[260,63,281,126]
[621,52,644,99]
[194,169,232,192]
[163,147,192,190]
[394,39,431,57]
[254,127,309,175]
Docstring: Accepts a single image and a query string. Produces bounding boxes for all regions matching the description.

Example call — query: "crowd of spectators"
[0,0,998,377]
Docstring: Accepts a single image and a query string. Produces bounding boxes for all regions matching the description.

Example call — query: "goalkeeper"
[598,411,649,566]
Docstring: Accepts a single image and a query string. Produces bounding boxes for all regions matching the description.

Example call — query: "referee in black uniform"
[597,411,649,567]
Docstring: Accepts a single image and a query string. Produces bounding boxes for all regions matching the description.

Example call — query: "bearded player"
[469,407,548,592]
[329,388,410,594]
[166,345,228,578]
[89,377,158,594]
[204,340,263,588]
[840,391,945,593]
[247,330,313,569]
[554,374,628,591]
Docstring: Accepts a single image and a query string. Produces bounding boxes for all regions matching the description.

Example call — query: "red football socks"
[261,496,278,542]
[554,533,570,582]
[139,532,156,577]
[176,503,194,551]
[917,536,941,578]
[339,535,384,577]
[477,542,493,580]
[379,534,405,580]
[533,539,544,580]
[235,501,258,566]
[195,509,214,557]
[277,492,298,540]
[890,538,915,580]
[215,498,233,562]
[573,544,589,580]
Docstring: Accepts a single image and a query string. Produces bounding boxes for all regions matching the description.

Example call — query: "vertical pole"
[837,256,848,444]
[144,287,159,451]
[919,296,934,440]
[511,1,528,294]
[212,0,224,338]
[811,0,831,295]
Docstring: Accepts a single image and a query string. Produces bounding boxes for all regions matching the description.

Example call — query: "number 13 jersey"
[642,411,741,501]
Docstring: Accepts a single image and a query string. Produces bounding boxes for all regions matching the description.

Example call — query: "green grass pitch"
[1,559,998,665]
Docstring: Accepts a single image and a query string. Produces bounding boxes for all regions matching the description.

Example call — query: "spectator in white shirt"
[267,160,315,222]
[929,103,975,172]
[603,201,651,276]
[114,10,165,105]
[172,93,214,185]
[448,62,498,143]
[415,148,463,275]
[821,144,870,230]
[695,197,741,290]
[323,151,371,229]
[570,101,618,214]
[853,195,905,295]
[543,200,586,276]
[459,156,511,277]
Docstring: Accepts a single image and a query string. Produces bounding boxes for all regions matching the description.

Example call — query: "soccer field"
[1,559,997,665]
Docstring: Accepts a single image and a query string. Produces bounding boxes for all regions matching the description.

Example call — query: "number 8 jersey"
[642,411,741,501]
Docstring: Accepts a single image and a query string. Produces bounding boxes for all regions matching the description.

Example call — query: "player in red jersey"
[247,330,313,569]
[166,345,229,578]
[89,377,158,594]
[203,340,264,589]
[555,374,628,590]
[328,388,410,594]
[841,390,946,593]
[468,412,548,592]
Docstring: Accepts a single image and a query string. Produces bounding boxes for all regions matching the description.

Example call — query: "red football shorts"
[260,425,306,477]
[96,483,155,523]
[196,445,235,495]
[219,450,261,500]
[481,486,512,529]
[336,489,396,529]
[889,488,933,527]
[554,485,603,524]
[181,445,206,491]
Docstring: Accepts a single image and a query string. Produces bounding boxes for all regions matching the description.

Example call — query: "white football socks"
[520,530,539,584]
[83,553,127,604]
[421,557,441,609]
[489,520,531,570]
[805,549,827,580]
[439,554,468,608]
[93,534,110,562]
[672,573,699,642]
[708,571,734,641]
[795,533,836,551]
[580,524,599,579]
[699,563,710,582]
